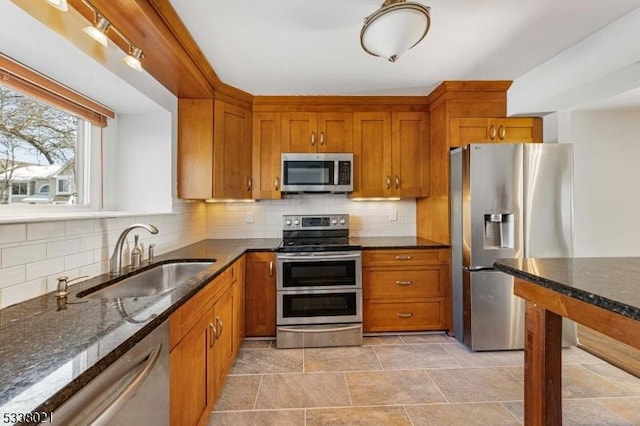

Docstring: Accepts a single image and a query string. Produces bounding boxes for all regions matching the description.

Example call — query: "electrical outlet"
[389,210,398,222]
[246,212,254,223]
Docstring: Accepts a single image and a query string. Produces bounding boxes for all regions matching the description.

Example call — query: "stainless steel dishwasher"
[52,320,169,426]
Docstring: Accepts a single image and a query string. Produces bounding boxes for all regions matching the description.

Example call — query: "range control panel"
[282,214,349,230]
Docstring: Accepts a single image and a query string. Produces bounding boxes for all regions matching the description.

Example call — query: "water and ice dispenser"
[483,213,514,249]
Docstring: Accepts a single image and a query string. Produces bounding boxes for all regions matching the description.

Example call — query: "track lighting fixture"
[82,15,110,47]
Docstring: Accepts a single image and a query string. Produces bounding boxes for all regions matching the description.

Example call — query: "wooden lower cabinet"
[169,257,244,426]
[244,252,276,337]
[363,248,451,332]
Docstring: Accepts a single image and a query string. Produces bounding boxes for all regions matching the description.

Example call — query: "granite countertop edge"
[1,236,448,417]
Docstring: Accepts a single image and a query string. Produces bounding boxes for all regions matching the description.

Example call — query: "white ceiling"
[170,0,640,97]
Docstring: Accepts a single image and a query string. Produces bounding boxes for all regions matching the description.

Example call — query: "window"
[11,182,28,195]
[56,177,71,195]
[39,184,49,193]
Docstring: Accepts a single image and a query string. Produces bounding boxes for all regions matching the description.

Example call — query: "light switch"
[246,212,254,223]
[389,210,398,222]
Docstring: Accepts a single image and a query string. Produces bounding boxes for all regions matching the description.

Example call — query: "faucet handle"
[148,243,156,262]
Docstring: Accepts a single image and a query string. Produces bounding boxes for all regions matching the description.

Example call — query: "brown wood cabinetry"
[352,111,429,198]
[282,112,353,153]
[177,99,252,200]
[363,248,450,332]
[252,112,282,199]
[169,258,243,426]
[449,117,542,147]
[244,252,277,337]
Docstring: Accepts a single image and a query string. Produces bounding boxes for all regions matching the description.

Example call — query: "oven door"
[277,288,362,325]
[277,251,361,291]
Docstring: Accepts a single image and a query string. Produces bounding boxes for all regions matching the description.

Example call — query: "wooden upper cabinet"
[392,112,430,198]
[178,99,213,199]
[213,100,253,199]
[281,112,352,153]
[252,112,282,199]
[450,117,542,147]
[352,112,393,198]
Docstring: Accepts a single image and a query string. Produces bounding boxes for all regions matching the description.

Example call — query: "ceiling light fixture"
[44,0,69,11]
[123,46,144,72]
[360,0,431,63]
[83,15,110,46]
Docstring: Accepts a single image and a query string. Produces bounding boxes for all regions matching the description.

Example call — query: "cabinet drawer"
[363,249,449,267]
[364,300,446,332]
[365,267,446,299]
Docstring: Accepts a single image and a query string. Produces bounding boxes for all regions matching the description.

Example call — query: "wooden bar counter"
[494,258,640,425]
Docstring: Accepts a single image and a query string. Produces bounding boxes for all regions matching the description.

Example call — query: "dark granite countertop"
[0,236,444,420]
[494,258,640,322]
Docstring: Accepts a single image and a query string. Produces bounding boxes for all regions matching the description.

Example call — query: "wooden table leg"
[524,300,563,425]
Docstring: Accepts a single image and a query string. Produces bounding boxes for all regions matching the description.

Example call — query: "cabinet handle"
[320,132,325,145]
[215,317,223,339]
[247,177,252,192]
[498,125,506,140]
[311,132,316,146]
[395,175,400,189]
[396,280,414,286]
[396,312,414,319]
[269,261,274,277]
[385,176,391,190]
[275,177,280,191]
[395,255,412,261]
[489,125,497,140]
[209,323,216,348]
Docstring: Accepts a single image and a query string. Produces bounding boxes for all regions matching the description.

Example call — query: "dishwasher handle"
[88,343,162,426]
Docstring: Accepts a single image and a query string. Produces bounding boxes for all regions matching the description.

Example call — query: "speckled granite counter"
[494,257,640,321]
[0,236,447,422]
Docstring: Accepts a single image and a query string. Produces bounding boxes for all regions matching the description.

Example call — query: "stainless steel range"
[276,214,363,349]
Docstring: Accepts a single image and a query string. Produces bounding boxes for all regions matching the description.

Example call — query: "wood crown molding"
[426,81,512,106]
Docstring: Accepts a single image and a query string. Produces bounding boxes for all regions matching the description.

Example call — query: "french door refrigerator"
[450,143,577,351]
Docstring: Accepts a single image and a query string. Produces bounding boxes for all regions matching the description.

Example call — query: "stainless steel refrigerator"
[450,143,577,351]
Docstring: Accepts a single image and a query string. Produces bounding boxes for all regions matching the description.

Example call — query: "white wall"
[558,111,640,257]
[207,196,416,238]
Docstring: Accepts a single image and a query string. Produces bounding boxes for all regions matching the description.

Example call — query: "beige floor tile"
[596,397,640,425]
[505,364,633,398]
[306,406,412,426]
[400,333,454,344]
[405,402,521,425]
[428,367,523,402]
[502,399,633,425]
[241,339,273,349]
[582,363,640,394]
[362,335,404,345]
[255,372,351,409]
[207,409,305,426]
[230,348,303,374]
[562,346,607,364]
[304,346,381,372]
[373,344,460,370]
[214,375,262,411]
[440,343,524,367]
[346,369,446,405]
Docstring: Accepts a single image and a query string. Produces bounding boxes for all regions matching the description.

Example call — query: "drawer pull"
[395,255,413,261]
[396,280,414,286]
[396,312,413,319]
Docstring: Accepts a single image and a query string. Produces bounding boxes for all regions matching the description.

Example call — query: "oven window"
[282,292,357,318]
[282,260,356,287]
[283,161,334,185]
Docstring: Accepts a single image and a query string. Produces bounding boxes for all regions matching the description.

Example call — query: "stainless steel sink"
[79,261,215,299]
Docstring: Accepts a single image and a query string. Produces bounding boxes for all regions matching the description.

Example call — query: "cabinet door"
[252,112,282,199]
[450,117,542,147]
[282,112,317,152]
[352,112,392,198]
[170,311,215,426]
[493,117,542,143]
[317,112,353,153]
[213,285,235,395]
[232,256,246,355]
[177,99,213,199]
[449,117,492,147]
[244,252,276,337]
[392,111,430,198]
[213,100,252,199]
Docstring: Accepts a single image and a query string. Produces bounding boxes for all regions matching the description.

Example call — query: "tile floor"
[209,334,640,425]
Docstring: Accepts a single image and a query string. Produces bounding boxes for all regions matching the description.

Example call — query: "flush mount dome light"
[360,0,431,63]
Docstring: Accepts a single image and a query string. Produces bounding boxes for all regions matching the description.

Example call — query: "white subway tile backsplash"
[65,251,95,270]
[47,239,81,258]
[0,223,27,245]
[1,278,46,309]
[27,222,66,241]
[2,244,47,268]
[65,219,96,236]
[0,265,26,289]
[26,257,65,282]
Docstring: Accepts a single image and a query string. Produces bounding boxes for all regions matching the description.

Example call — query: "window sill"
[0,210,177,225]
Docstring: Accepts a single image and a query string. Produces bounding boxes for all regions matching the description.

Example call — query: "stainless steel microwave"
[281,153,353,193]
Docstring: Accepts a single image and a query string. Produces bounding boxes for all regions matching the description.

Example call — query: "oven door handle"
[277,253,361,260]
[277,325,362,333]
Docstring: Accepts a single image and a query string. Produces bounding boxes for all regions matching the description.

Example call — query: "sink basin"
[79,261,215,299]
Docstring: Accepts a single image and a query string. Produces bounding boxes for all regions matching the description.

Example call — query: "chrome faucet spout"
[110,223,159,276]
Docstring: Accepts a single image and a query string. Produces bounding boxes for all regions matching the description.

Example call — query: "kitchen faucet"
[110,223,159,275]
